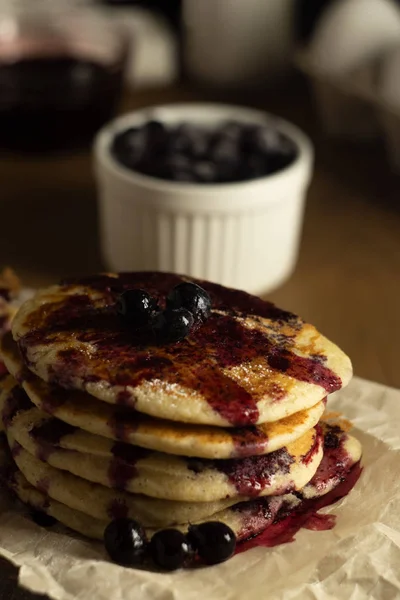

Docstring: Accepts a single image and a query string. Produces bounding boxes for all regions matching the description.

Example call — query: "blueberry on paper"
[187,521,236,565]
[149,529,192,571]
[104,518,148,566]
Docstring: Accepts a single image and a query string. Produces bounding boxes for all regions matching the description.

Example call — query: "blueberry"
[253,126,283,154]
[324,431,340,449]
[117,289,158,327]
[149,529,191,571]
[171,169,196,183]
[151,308,194,343]
[166,282,211,324]
[243,155,267,180]
[192,161,217,183]
[219,121,242,141]
[216,159,239,183]
[143,120,167,155]
[240,125,297,173]
[112,127,147,168]
[167,126,192,155]
[30,509,57,528]
[144,120,165,136]
[104,518,147,566]
[239,125,263,154]
[187,521,236,565]
[210,135,239,163]
[175,124,209,158]
[168,124,209,157]
[165,154,192,172]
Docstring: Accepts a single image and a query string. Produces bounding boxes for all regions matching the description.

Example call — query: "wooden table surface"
[0,77,398,599]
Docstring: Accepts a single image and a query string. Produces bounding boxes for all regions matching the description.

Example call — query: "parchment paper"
[0,376,399,600]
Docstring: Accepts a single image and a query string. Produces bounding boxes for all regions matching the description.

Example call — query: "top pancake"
[12,273,352,427]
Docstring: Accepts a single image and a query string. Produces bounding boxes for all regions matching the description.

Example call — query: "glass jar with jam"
[0,0,128,153]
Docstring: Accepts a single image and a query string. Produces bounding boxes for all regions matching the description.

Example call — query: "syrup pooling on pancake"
[1,381,324,502]
[12,273,352,427]
[302,423,362,499]
[3,428,362,545]
[0,340,327,459]
[7,438,254,525]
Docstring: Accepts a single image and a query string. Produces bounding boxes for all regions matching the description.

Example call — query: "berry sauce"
[108,498,129,520]
[0,56,124,153]
[1,385,32,427]
[230,426,270,458]
[37,384,69,416]
[107,407,141,443]
[30,418,77,462]
[19,273,342,427]
[30,418,77,446]
[214,448,295,497]
[217,426,321,496]
[108,443,150,491]
[305,425,353,496]
[301,424,322,465]
[236,461,362,552]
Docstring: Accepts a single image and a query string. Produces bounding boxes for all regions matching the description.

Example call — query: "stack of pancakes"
[0,273,362,543]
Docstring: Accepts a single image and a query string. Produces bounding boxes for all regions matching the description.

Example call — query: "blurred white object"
[299,50,382,140]
[183,0,295,88]
[97,6,179,89]
[94,105,313,295]
[297,41,400,173]
[380,45,400,110]
[303,0,400,140]
[310,0,400,75]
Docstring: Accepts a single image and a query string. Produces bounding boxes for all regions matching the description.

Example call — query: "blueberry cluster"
[117,282,212,343]
[111,119,298,183]
[104,518,236,570]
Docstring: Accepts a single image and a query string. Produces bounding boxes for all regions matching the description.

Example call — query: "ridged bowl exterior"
[94,104,313,294]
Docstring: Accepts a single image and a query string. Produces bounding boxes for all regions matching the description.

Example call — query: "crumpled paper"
[0,376,399,600]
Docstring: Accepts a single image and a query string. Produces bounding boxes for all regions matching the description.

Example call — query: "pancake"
[8,464,290,542]
[5,428,362,543]
[0,336,326,459]
[8,438,242,527]
[11,273,352,427]
[1,383,323,501]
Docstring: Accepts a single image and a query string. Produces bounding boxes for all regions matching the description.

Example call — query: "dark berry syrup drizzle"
[236,461,362,553]
[235,425,362,552]
[20,273,342,427]
[108,442,151,491]
[213,425,321,498]
[30,418,77,462]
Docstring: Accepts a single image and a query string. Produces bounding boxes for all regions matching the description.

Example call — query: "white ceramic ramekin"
[94,104,313,295]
